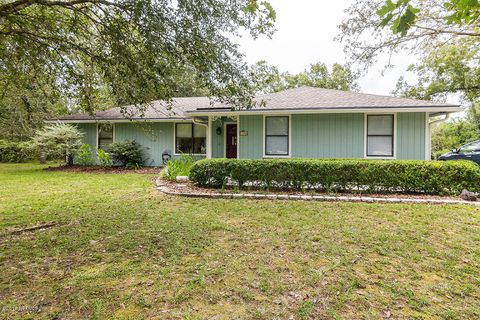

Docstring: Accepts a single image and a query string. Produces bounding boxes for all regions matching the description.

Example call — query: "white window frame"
[96,122,115,150]
[173,121,207,156]
[223,121,239,159]
[364,113,397,159]
[263,114,292,158]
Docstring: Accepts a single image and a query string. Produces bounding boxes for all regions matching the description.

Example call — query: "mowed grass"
[1,164,480,319]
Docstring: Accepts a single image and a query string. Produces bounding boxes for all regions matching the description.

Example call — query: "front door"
[225,124,237,159]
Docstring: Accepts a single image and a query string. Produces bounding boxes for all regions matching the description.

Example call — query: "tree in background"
[0,0,276,122]
[432,119,479,159]
[252,61,359,94]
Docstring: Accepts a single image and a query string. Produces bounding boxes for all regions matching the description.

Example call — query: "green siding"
[77,123,97,147]
[292,113,364,158]
[239,115,263,159]
[397,112,426,160]
[210,117,236,158]
[115,122,178,166]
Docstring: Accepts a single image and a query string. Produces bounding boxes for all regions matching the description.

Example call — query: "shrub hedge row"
[0,140,35,163]
[189,158,480,195]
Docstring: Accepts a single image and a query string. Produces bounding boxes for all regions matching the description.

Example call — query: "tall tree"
[0,0,276,117]
[338,0,479,69]
[252,61,359,94]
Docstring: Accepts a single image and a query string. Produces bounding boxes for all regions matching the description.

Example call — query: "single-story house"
[52,86,462,166]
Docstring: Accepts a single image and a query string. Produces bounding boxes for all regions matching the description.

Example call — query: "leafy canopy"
[0,0,276,116]
[252,61,359,94]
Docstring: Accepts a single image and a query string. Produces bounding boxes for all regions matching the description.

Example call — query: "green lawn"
[1,163,480,320]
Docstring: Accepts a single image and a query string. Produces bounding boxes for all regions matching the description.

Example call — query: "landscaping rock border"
[155,178,480,206]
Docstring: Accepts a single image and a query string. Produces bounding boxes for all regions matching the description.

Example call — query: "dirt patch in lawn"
[46,165,161,174]
[157,178,463,201]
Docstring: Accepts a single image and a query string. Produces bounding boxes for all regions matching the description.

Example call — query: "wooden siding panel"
[397,112,426,160]
[292,114,364,158]
[239,115,263,159]
[114,122,177,166]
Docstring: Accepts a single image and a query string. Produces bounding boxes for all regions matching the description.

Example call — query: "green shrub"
[0,140,35,163]
[189,158,480,195]
[106,139,146,167]
[31,123,84,166]
[76,144,95,166]
[97,148,112,167]
[163,154,195,181]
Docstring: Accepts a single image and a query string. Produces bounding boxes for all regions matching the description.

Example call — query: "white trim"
[187,107,464,117]
[96,122,115,150]
[364,113,397,160]
[237,115,240,159]
[206,116,212,159]
[425,112,430,160]
[262,114,292,158]
[172,122,207,156]
[223,121,238,159]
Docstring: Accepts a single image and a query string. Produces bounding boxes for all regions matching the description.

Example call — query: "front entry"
[225,123,237,158]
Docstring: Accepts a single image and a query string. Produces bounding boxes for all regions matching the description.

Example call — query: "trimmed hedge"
[0,140,35,163]
[189,158,480,195]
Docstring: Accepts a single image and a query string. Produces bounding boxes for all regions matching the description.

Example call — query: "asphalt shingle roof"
[55,86,460,121]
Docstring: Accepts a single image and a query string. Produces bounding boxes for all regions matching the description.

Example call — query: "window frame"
[364,113,396,159]
[173,122,207,156]
[263,115,291,158]
[96,122,115,150]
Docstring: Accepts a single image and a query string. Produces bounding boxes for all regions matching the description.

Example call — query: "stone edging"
[155,179,480,206]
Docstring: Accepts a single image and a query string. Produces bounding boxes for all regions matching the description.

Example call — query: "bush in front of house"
[31,123,84,166]
[96,148,112,167]
[106,139,146,167]
[76,144,95,166]
[0,140,35,163]
[163,154,195,181]
[189,158,480,195]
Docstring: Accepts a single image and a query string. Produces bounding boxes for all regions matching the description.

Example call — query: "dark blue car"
[438,140,480,164]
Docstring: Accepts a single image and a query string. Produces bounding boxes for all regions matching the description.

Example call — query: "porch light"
[216,127,222,135]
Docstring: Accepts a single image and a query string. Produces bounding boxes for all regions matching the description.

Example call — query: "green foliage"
[190,158,480,195]
[76,144,95,166]
[432,119,480,159]
[106,140,146,167]
[252,61,359,94]
[97,148,113,167]
[163,154,195,181]
[31,123,84,166]
[0,140,35,163]
[0,0,276,114]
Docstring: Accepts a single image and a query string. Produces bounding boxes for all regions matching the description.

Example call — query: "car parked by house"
[438,140,480,164]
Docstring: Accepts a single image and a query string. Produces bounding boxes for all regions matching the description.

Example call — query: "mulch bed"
[157,178,463,201]
[46,165,161,174]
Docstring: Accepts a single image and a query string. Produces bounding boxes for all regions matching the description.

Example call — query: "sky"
[236,0,418,96]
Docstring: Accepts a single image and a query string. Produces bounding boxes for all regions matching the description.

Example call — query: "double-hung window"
[175,123,206,154]
[97,123,114,149]
[366,115,394,157]
[265,116,289,156]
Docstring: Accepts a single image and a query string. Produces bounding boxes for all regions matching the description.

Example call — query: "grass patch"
[1,163,480,319]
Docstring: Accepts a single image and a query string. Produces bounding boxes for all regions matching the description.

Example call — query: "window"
[367,115,394,157]
[265,116,289,156]
[175,123,206,154]
[97,123,114,149]
[460,141,480,152]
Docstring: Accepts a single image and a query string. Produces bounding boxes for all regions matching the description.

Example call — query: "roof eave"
[186,105,464,117]
[44,117,191,123]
